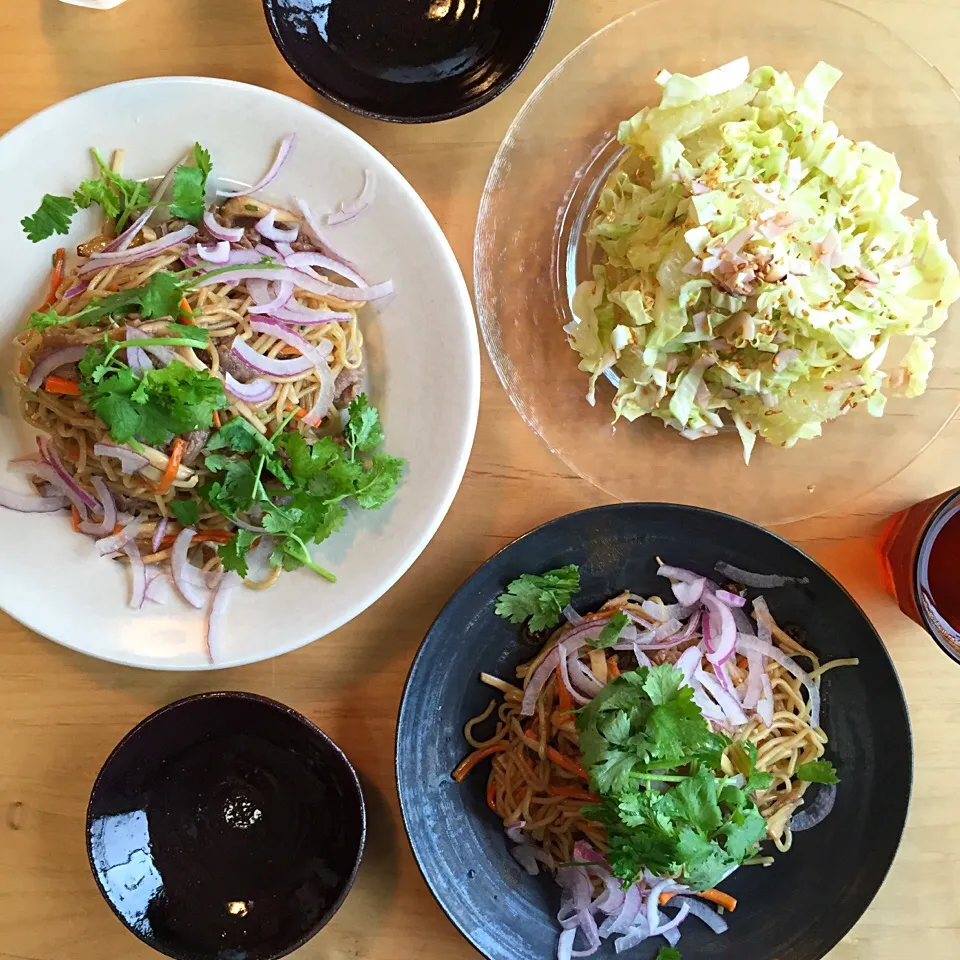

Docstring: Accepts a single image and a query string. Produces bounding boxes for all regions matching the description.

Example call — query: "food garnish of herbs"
[4,136,404,662]
[566,57,960,462]
[455,560,856,959]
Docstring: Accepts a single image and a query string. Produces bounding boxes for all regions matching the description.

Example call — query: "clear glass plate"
[475,0,960,525]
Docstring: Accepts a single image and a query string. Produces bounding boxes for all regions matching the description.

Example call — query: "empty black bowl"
[262,0,555,123]
[396,503,912,960]
[87,692,365,960]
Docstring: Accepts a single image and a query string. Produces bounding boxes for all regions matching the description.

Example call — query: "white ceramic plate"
[0,77,479,670]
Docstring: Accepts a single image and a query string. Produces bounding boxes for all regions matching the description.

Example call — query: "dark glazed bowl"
[396,503,913,960]
[86,692,365,960]
[262,0,555,123]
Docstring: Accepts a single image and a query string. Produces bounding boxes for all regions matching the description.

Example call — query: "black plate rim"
[86,690,367,960]
[395,502,914,960]
[260,0,557,124]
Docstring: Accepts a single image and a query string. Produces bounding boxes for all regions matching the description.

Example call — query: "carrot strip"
[43,375,81,396]
[41,248,66,309]
[212,410,221,429]
[285,404,307,420]
[70,505,80,532]
[452,742,508,782]
[555,664,574,714]
[157,528,233,550]
[178,296,194,323]
[548,786,600,802]
[152,438,184,495]
[546,746,589,782]
[486,778,497,812]
[660,889,737,912]
[607,658,621,678]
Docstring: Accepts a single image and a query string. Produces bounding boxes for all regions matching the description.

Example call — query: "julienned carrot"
[607,657,621,678]
[41,248,66,309]
[43,375,81,396]
[555,663,574,714]
[548,785,600,802]
[212,410,221,429]
[546,746,589,782]
[452,742,507,782]
[486,778,497,812]
[178,296,194,323]
[285,404,307,420]
[660,889,737,912]
[70,505,81,532]
[153,438,185,495]
[157,528,234,550]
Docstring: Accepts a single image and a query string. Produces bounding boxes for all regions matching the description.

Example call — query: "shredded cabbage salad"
[565,57,960,462]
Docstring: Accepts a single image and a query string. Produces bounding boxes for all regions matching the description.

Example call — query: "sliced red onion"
[80,224,197,274]
[270,303,355,326]
[791,783,837,832]
[559,651,593,707]
[254,242,280,260]
[196,241,231,264]
[612,917,649,954]
[26,345,88,392]
[206,569,241,663]
[230,337,314,377]
[696,668,748,725]
[650,899,690,937]
[740,621,820,727]
[599,884,643,939]
[658,563,716,589]
[558,928,576,960]
[520,623,605,715]
[255,209,300,243]
[641,599,691,623]
[284,250,367,288]
[171,527,207,609]
[125,325,154,376]
[151,516,169,554]
[716,589,747,608]
[275,241,295,259]
[217,133,296,199]
[247,279,295,315]
[504,821,526,844]
[716,659,743,704]
[29,446,97,514]
[590,874,625,916]
[202,209,245,243]
[294,195,362,268]
[672,577,705,606]
[193,264,392,302]
[63,281,88,299]
[123,539,146,610]
[741,646,764,710]
[757,670,775,727]
[93,442,149,475]
[301,359,337,427]
[225,372,276,405]
[662,927,681,947]
[79,476,117,536]
[510,843,542,876]
[145,571,172,605]
[692,683,726,724]
[675,645,703,687]
[632,646,652,668]
[0,483,67,513]
[670,896,728,934]
[716,561,809,588]
[703,594,737,664]
[326,169,376,225]
[563,604,584,625]
[568,656,604,698]
[96,515,143,556]
[646,878,670,936]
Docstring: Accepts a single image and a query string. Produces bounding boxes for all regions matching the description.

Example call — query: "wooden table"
[2,1,959,958]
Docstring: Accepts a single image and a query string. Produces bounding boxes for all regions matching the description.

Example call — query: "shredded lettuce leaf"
[568,58,960,461]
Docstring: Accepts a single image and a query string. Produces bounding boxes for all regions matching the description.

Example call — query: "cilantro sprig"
[796,760,839,784]
[21,142,213,242]
[494,565,581,633]
[577,664,774,891]
[592,610,629,649]
[200,395,405,583]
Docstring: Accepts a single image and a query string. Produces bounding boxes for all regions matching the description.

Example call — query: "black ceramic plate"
[87,692,365,960]
[262,0,555,123]
[396,504,912,960]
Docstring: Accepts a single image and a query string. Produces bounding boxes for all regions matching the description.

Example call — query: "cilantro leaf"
[352,452,405,509]
[592,610,628,649]
[343,393,384,456]
[642,662,686,706]
[796,760,839,785]
[22,194,77,242]
[218,529,258,577]
[74,149,151,230]
[716,805,767,862]
[168,499,200,528]
[139,273,193,319]
[655,949,681,960]
[494,565,581,633]
[169,143,213,223]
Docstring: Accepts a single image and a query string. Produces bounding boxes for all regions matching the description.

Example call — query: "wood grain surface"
[1,1,958,959]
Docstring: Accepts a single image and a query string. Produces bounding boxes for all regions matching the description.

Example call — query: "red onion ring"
[670,896,728,934]
[739,628,820,728]
[79,476,117,536]
[300,360,337,427]
[216,133,296,199]
[791,782,837,832]
[246,279,295,315]
[284,251,367,288]
[171,527,207,609]
[80,224,197,274]
[125,326,154,376]
[96,516,143,556]
[695,668,747,726]
[230,337,315,377]
[192,265,391,303]
[151,516,168,554]
[202,209,244,243]
[196,241,231,264]
[93,442,149,474]
[703,593,737,664]
[325,170,375,225]
[26,345,88,392]
[255,209,299,244]
[0,483,67,513]
[206,570,241,663]
[248,318,333,370]
[269,303,355,326]
[225,372,276,405]
[145,571,172,605]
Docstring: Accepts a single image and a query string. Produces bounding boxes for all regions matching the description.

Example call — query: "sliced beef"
[333,364,364,410]
[181,429,210,466]
[216,340,257,384]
